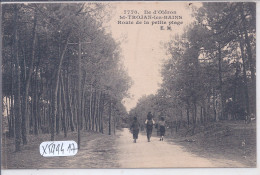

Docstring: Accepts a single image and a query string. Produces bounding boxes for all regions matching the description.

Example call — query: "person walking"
[145,112,155,142]
[158,117,166,141]
[130,117,140,143]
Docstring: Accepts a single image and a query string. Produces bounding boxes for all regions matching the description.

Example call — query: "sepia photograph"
[1,1,257,170]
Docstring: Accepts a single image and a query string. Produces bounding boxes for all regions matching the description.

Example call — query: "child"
[158,117,166,141]
[130,117,140,143]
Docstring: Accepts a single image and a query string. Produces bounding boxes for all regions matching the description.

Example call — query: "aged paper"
[1,1,257,172]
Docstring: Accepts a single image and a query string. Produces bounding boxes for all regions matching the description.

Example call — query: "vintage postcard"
[1,0,257,170]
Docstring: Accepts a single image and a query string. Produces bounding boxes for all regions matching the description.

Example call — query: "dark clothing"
[145,118,155,141]
[131,120,140,130]
[131,121,140,139]
[133,129,139,139]
[147,112,153,120]
[159,126,165,136]
[159,120,166,136]
[146,124,153,139]
[147,129,152,140]
[146,120,153,130]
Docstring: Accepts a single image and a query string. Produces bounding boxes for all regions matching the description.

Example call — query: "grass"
[164,120,256,167]
[2,130,119,169]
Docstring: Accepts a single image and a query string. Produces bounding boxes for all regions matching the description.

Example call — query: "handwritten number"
[48,143,55,155]
[41,141,77,156]
[56,144,60,155]
[61,143,64,154]
[67,144,71,153]
[72,143,75,153]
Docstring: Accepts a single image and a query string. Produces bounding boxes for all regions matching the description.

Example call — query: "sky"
[108,2,199,112]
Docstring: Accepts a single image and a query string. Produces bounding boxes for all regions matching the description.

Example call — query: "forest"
[2,3,131,151]
[129,2,256,134]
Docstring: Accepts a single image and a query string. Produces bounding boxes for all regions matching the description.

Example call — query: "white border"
[1,1,260,175]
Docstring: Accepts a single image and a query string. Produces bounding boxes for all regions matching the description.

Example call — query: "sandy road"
[117,128,245,168]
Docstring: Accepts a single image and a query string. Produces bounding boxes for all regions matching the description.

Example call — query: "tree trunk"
[91,89,96,131]
[51,32,71,141]
[217,43,224,120]
[180,109,183,129]
[10,57,15,138]
[100,92,105,134]
[95,91,100,132]
[33,69,38,135]
[88,85,93,130]
[65,74,74,132]
[232,64,239,120]
[203,103,207,125]
[192,101,197,135]
[114,115,116,135]
[80,71,87,130]
[13,5,22,151]
[239,40,250,117]
[109,98,112,135]
[240,6,256,115]
[98,92,103,133]
[22,9,37,145]
[77,42,81,149]
[186,104,190,127]
[56,82,61,135]
[200,106,203,124]
[240,5,255,86]
[92,89,97,131]
[212,87,217,121]
[60,73,67,137]
[84,93,88,130]
[6,97,10,137]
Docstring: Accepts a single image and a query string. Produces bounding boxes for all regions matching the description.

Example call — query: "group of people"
[130,112,166,143]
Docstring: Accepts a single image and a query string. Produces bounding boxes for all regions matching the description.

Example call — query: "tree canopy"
[2,3,131,151]
[129,2,256,134]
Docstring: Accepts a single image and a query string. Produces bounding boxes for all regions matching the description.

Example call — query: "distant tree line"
[129,2,256,134]
[2,3,131,151]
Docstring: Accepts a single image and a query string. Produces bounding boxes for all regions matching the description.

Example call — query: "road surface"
[117,128,244,168]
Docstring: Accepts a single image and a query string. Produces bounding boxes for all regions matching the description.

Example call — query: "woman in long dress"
[130,117,140,143]
[145,112,155,142]
[158,117,166,141]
